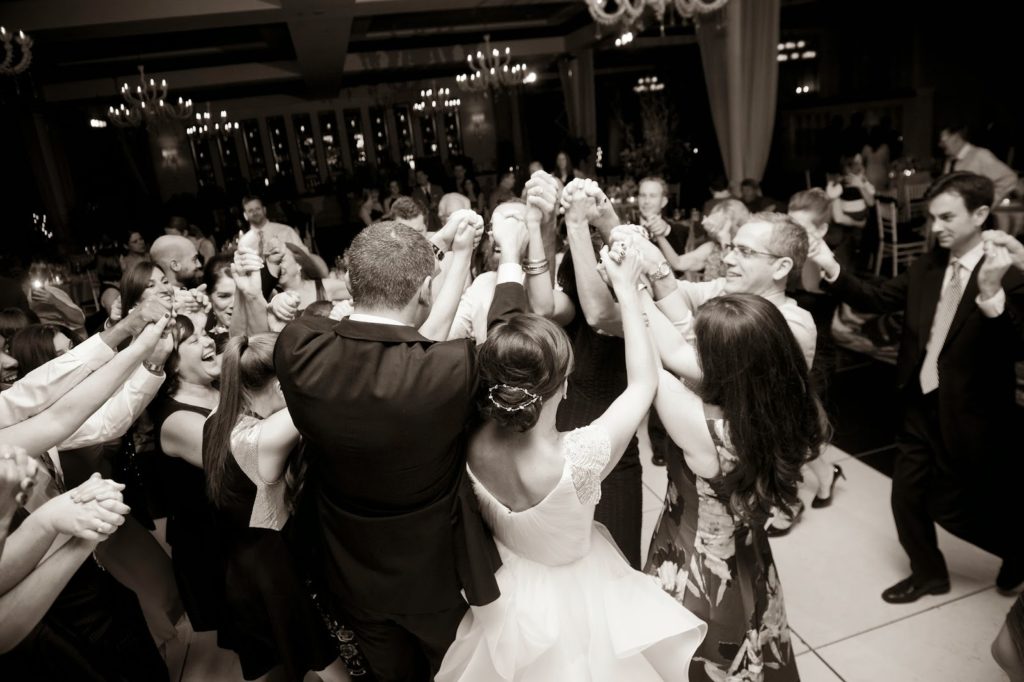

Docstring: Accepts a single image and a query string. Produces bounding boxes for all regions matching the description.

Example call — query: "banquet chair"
[875,196,926,277]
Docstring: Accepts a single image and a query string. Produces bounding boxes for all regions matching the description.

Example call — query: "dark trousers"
[341,601,467,682]
[894,388,1015,583]
[595,439,643,569]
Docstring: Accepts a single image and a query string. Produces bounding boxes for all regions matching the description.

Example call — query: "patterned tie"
[919,258,963,394]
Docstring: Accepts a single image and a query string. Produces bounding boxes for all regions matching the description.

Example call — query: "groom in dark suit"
[809,172,1024,603]
[275,216,527,680]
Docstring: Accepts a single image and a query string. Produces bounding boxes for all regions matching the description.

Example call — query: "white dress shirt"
[0,333,115,429]
[58,364,165,450]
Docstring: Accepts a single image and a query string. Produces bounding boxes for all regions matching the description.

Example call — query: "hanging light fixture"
[107,65,193,128]
[413,85,460,114]
[585,0,730,33]
[456,34,536,94]
[0,26,33,76]
[186,105,240,138]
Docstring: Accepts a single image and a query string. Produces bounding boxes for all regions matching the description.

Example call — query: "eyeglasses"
[723,243,784,259]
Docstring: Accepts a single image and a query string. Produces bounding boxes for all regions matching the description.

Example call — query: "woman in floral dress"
[645,294,826,682]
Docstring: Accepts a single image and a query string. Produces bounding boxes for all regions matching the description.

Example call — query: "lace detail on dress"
[563,425,611,505]
[230,415,288,531]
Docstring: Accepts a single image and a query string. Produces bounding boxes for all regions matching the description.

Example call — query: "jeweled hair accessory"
[488,383,541,412]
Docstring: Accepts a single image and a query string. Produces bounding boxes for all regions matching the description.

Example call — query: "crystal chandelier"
[585,0,731,31]
[413,86,460,114]
[456,35,537,94]
[0,26,33,76]
[107,65,194,128]
[186,106,239,138]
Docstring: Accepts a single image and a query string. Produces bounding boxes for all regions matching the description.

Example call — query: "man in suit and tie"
[940,125,1018,204]
[274,213,529,681]
[411,169,443,232]
[808,172,1024,603]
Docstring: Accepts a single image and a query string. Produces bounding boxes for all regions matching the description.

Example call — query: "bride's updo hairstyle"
[478,313,574,432]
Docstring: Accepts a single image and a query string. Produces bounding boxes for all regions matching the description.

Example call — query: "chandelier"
[456,35,537,93]
[1,26,33,76]
[585,0,730,31]
[107,65,193,128]
[413,86,460,114]
[633,76,665,93]
[186,106,239,138]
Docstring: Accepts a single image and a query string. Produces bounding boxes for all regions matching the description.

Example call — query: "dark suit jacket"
[411,183,443,231]
[825,247,1024,462]
[274,282,526,615]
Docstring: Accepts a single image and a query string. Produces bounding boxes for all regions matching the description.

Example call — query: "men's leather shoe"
[881,576,950,604]
[652,453,666,467]
[996,559,1024,595]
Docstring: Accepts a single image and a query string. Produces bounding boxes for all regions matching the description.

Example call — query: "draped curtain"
[558,50,597,152]
[696,0,781,190]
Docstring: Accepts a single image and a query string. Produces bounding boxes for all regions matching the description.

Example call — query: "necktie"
[919,259,964,394]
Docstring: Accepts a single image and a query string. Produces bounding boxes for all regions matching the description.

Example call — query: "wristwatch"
[430,243,446,262]
[647,261,673,282]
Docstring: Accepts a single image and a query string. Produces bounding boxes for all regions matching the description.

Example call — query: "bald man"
[150,235,202,288]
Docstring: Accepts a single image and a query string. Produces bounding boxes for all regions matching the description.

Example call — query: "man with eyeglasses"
[631,212,817,380]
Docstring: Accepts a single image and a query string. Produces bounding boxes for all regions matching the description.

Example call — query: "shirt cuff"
[71,333,116,371]
[975,288,1006,318]
[497,263,525,285]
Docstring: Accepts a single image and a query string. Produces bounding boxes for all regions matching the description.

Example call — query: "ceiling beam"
[281,0,355,97]
[42,61,301,102]
[0,0,284,33]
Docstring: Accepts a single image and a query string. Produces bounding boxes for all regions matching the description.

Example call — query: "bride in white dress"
[437,242,706,681]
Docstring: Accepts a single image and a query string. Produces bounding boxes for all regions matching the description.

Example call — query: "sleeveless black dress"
[151,397,224,631]
[205,415,356,680]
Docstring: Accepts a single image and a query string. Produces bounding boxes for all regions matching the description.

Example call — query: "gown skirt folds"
[437,425,707,681]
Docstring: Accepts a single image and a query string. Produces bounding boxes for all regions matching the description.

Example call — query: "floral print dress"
[645,419,799,682]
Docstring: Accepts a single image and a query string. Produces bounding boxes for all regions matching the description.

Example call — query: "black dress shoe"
[765,500,804,537]
[996,559,1024,595]
[652,452,666,467]
[881,576,950,604]
[811,465,846,509]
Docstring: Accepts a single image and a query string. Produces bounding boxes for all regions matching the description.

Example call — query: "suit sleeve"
[823,268,909,315]
[486,266,528,331]
[989,272,1024,359]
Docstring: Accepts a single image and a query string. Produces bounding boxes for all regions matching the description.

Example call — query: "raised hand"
[451,212,480,255]
[132,310,172,352]
[610,224,650,245]
[560,179,598,226]
[978,241,1014,300]
[1,446,38,528]
[268,291,301,323]
[491,213,529,260]
[601,242,645,291]
[121,296,171,336]
[173,285,210,316]
[807,234,840,280]
[982,230,1024,272]
[108,295,123,323]
[524,171,560,224]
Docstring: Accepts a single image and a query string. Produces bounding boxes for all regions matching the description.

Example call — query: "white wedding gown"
[436,425,707,681]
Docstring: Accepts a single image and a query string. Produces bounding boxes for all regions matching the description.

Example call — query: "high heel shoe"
[811,464,845,509]
[765,500,804,537]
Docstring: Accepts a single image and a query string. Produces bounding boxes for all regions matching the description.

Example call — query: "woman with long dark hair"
[646,293,825,682]
[202,254,235,350]
[150,314,223,631]
[202,333,351,681]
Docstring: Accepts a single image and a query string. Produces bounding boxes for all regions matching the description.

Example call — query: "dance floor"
[165,353,1018,681]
